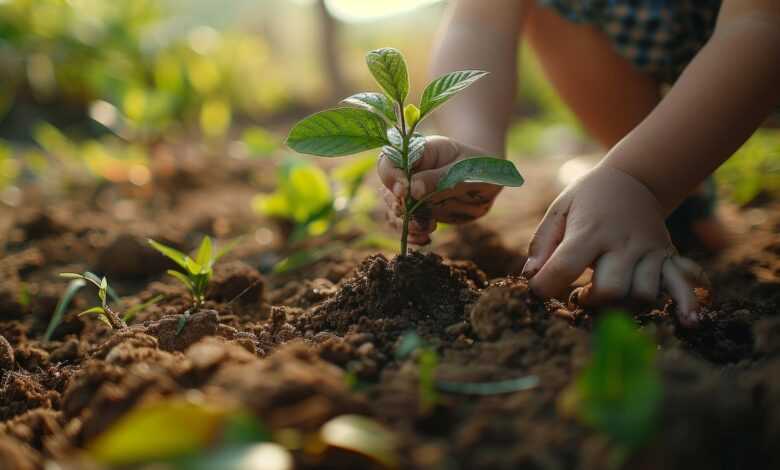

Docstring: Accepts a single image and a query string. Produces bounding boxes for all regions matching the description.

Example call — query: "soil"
[0,155,778,469]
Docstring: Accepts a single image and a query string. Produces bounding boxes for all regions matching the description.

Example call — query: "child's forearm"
[429,0,528,157]
[604,9,780,214]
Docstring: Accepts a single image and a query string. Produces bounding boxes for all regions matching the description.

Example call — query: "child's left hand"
[521,164,707,327]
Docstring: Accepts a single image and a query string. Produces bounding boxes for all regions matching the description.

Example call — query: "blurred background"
[0,0,777,225]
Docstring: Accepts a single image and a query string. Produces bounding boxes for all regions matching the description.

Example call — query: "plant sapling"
[286,47,524,254]
[58,272,126,329]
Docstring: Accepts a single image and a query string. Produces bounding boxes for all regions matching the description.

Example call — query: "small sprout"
[148,236,238,309]
[58,273,126,330]
[396,332,439,413]
[287,47,524,254]
[44,278,86,342]
[559,312,662,464]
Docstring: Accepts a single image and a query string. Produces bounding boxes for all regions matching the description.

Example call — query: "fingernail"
[411,180,425,199]
[521,258,538,278]
[393,182,404,198]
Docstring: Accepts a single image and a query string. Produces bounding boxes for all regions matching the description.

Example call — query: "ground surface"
[0,153,778,469]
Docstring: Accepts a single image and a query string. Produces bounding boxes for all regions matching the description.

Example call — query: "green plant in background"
[559,312,662,467]
[396,332,439,413]
[149,236,238,310]
[286,47,524,254]
[253,155,375,242]
[716,129,780,205]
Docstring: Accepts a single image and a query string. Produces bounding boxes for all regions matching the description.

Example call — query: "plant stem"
[104,305,127,330]
[398,102,412,256]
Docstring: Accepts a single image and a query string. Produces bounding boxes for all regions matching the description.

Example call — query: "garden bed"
[0,156,779,470]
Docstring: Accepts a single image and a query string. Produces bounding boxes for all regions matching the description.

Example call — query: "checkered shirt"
[539,0,721,84]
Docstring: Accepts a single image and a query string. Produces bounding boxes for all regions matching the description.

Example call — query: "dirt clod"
[144,309,219,352]
[0,335,14,371]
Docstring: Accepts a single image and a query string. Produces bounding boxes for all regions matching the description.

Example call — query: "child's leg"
[523,6,729,253]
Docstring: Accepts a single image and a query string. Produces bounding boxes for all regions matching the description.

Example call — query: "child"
[377,0,780,327]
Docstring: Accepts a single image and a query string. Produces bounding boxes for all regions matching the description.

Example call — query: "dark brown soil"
[0,158,778,470]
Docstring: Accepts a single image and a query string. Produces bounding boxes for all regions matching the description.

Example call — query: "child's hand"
[377,136,502,245]
[522,164,707,327]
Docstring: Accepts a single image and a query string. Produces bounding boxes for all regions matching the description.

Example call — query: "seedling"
[47,273,161,341]
[58,273,126,330]
[148,236,238,309]
[559,312,662,466]
[286,48,524,254]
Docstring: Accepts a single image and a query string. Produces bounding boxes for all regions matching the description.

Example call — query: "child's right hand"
[377,136,503,245]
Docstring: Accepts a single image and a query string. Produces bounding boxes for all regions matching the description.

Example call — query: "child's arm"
[377,0,527,245]
[524,0,780,325]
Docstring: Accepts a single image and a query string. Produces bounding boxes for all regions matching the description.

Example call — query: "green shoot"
[559,312,662,465]
[286,47,525,255]
[44,278,86,341]
[148,236,238,309]
[396,332,439,413]
[58,273,126,330]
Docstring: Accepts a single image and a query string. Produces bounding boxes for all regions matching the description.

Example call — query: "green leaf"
[185,257,204,276]
[341,92,397,124]
[84,271,120,302]
[59,273,86,280]
[408,134,426,167]
[436,157,524,192]
[365,48,409,104]
[242,127,278,158]
[286,108,388,157]
[333,154,375,199]
[167,269,194,290]
[420,70,489,118]
[320,415,398,468]
[44,279,86,342]
[437,375,539,395]
[148,239,189,270]
[78,307,113,328]
[85,397,232,466]
[195,236,213,268]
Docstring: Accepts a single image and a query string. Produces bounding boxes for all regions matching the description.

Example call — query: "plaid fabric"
[538,0,721,84]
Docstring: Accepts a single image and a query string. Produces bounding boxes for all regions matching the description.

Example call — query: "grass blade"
[44,279,86,342]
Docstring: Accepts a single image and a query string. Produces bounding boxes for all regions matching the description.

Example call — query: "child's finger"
[409,164,451,200]
[630,249,667,302]
[672,256,710,288]
[662,259,699,327]
[522,200,570,278]
[529,236,600,299]
[580,250,643,304]
[377,154,407,196]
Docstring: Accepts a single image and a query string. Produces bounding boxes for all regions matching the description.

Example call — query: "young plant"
[148,236,237,308]
[58,272,126,330]
[559,312,662,466]
[286,48,524,254]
